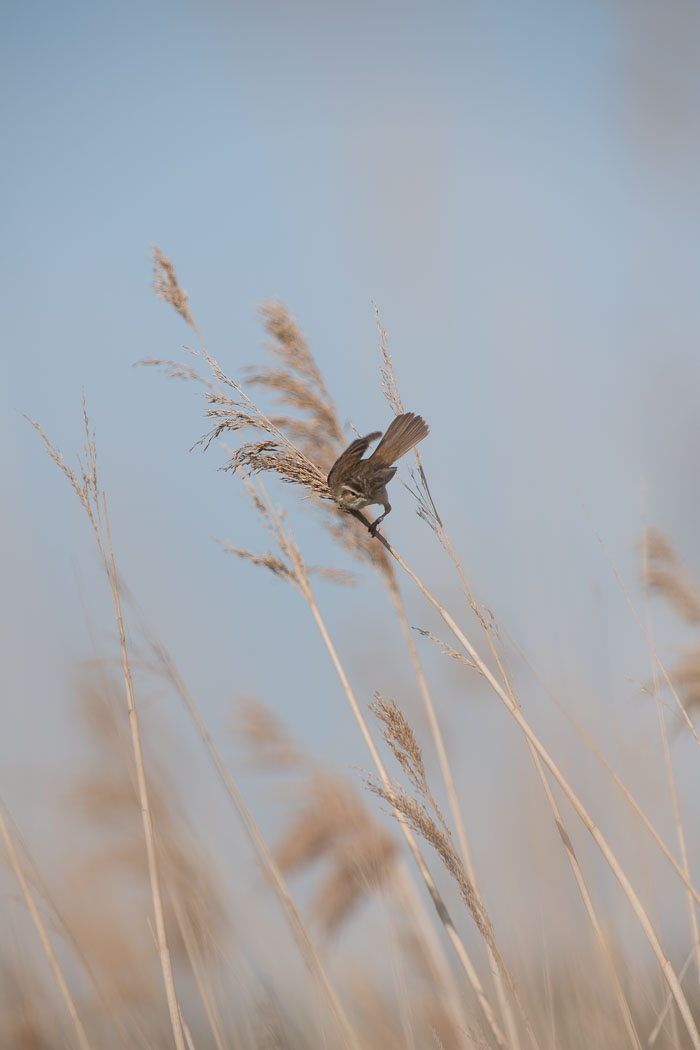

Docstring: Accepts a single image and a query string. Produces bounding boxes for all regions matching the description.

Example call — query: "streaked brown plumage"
[327,412,429,534]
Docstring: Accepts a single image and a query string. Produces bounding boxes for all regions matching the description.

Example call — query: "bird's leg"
[368,494,391,536]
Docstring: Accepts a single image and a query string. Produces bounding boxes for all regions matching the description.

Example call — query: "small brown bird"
[327,412,429,535]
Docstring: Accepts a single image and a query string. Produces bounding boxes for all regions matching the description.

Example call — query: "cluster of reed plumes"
[5,245,700,1049]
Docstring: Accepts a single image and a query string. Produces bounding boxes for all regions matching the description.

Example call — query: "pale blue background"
[2,0,700,957]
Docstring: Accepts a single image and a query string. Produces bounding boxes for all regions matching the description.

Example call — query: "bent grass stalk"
[28,410,188,1050]
[508,630,700,911]
[143,630,364,1050]
[370,528,700,1050]
[253,480,521,1050]
[375,314,523,1050]
[390,433,643,1046]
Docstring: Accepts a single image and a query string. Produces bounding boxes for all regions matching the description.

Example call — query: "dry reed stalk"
[138,625,363,1050]
[1,690,153,1050]
[365,695,542,1050]
[70,674,238,1045]
[647,942,698,1046]
[249,479,507,1050]
[366,527,700,1050]
[0,799,92,1050]
[642,521,700,996]
[27,407,188,1050]
[168,890,228,1050]
[412,622,643,1050]
[507,630,700,912]
[376,310,526,1050]
[240,719,468,1043]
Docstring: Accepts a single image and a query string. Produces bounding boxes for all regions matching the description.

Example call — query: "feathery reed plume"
[237,699,400,934]
[249,301,345,468]
[275,771,399,934]
[144,270,394,571]
[366,696,545,1049]
[644,528,700,625]
[245,300,398,568]
[237,697,305,769]
[643,528,700,721]
[220,476,355,589]
[366,696,494,951]
[414,628,480,669]
[152,245,196,330]
[660,652,700,721]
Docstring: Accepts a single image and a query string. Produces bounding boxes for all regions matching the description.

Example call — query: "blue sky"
[2,0,700,947]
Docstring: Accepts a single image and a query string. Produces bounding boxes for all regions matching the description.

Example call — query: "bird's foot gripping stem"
[367,507,390,537]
